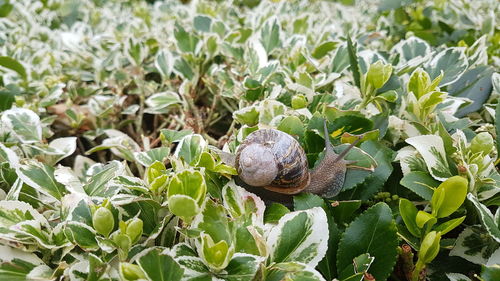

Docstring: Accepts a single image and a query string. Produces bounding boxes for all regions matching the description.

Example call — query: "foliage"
[0,0,499,280]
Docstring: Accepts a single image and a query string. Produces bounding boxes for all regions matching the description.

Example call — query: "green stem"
[411,260,425,281]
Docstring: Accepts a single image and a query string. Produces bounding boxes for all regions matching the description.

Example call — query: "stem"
[411,260,425,281]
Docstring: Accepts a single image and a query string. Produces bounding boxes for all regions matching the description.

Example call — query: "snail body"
[235,123,355,198]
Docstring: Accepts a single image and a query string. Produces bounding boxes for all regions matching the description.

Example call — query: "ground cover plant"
[0,0,499,280]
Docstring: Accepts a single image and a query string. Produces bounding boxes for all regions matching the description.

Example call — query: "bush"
[0,0,499,280]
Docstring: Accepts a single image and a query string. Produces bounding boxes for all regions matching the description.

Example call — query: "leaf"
[424,47,468,87]
[347,35,361,88]
[267,207,328,267]
[467,194,500,243]
[217,254,264,281]
[312,41,336,59]
[266,262,327,281]
[64,221,99,250]
[160,128,193,143]
[83,161,124,197]
[137,248,184,281]
[337,202,398,280]
[155,49,173,78]
[1,108,42,143]
[145,92,181,114]
[450,226,499,265]
[448,66,495,117]
[193,15,212,33]
[338,141,394,200]
[0,245,47,281]
[293,193,325,211]
[16,160,67,200]
[134,147,170,167]
[0,56,27,79]
[174,134,207,166]
[406,135,453,181]
[192,199,232,245]
[434,216,465,235]
[174,23,200,53]
[399,198,421,237]
[260,17,281,54]
[497,101,500,156]
[430,176,468,218]
[400,171,437,200]
[264,203,290,224]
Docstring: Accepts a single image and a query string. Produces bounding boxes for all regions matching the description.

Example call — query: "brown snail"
[235,122,359,198]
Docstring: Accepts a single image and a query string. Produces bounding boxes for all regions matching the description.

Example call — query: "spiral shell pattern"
[235,129,309,192]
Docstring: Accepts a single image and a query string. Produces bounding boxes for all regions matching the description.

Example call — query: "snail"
[234,121,359,198]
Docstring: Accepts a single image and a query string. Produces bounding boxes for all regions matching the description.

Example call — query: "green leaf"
[448,66,495,117]
[399,198,421,237]
[424,47,468,87]
[16,160,67,200]
[337,202,398,280]
[347,35,361,88]
[338,141,394,200]
[430,176,468,218]
[264,203,290,224]
[0,56,27,79]
[174,23,200,53]
[1,108,42,143]
[418,231,441,264]
[331,200,362,226]
[217,254,264,281]
[406,135,453,181]
[293,193,325,210]
[434,216,465,235]
[160,128,193,143]
[168,169,206,205]
[199,233,234,271]
[496,101,500,156]
[83,161,123,197]
[174,134,207,166]
[173,57,194,80]
[278,116,305,139]
[467,194,500,242]
[267,207,328,267]
[193,15,212,33]
[154,49,173,78]
[134,147,170,167]
[145,92,181,114]
[266,262,327,281]
[192,199,232,245]
[450,225,499,265]
[312,41,336,59]
[260,17,281,54]
[365,60,393,90]
[233,106,259,126]
[0,245,48,281]
[137,248,184,281]
[400,171,438,200]
[64,221,99,251]
[168,195,200,222]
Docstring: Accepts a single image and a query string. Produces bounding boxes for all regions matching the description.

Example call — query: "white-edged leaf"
[266,261,326,281]
[145,92,182,114]
[134,147,170,167]
[16,160,67,200]
[467,194,500,242]
[266,207,328,267]
[450,225,497,264]
[406,135,453,181]
[1,108,42,143]
[424,47,468,87]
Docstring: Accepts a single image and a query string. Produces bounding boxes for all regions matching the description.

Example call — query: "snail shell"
[235,122,357,198]
[235,129,310,195]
